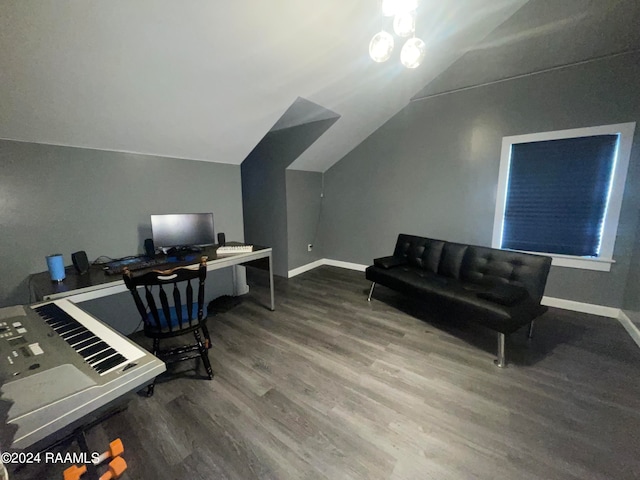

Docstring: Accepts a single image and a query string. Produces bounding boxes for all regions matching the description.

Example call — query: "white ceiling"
[0,0,528,172]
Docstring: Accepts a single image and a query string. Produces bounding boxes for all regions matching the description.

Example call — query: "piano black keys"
[33,303,127,374]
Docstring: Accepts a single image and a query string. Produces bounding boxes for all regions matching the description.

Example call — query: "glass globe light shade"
[381,0,398,17]
[400,37,426,68]
[393,12,415,37]
[369,31,394,62]
[399,0,418,13]
[381,0,417,17]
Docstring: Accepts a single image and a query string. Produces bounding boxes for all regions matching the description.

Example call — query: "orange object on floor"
[99,456,127,480]
[63,438,126,480]
[63,464,87,480]
[93,438,124,466]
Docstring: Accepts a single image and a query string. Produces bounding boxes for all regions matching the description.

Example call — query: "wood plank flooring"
[14,266,640,479]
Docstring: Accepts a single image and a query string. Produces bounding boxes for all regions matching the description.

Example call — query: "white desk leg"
[269,253,275,311]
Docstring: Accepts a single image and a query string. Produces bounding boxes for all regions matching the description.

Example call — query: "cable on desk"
[92,255,141,266]
[92,255,116,266]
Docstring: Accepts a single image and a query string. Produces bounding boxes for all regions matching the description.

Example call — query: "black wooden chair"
[123,256,213,396]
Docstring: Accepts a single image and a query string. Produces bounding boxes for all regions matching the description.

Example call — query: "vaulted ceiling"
[0,0,530,172]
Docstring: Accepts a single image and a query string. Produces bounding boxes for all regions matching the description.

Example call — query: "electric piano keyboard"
[0,299,165,450]
[33,303,128,375]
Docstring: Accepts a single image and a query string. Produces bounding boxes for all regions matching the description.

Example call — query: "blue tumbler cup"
[46,254,66,282]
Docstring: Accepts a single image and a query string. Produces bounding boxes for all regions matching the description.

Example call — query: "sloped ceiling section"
[412,0,640,100]
[270,97,340,134]
[0,0,527,172]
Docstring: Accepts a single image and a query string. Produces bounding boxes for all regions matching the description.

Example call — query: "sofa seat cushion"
[476,284,527,306]
[366,265,452,299]
[450,283,545,333]
[366,264,546,334]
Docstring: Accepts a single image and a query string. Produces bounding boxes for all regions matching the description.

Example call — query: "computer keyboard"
[216,245,253,255]
[103,257,172,275]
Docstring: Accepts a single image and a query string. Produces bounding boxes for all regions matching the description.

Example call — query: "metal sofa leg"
[367,282,376,302]
[527,320,535,339]
[494,332,507,368]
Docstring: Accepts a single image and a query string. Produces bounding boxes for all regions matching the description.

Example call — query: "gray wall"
[0,141,244,328]
[242,118,337,277]
[318,52,640,308]
[623,205,640,321]
[286,170,324,271]
[242,130,289,277]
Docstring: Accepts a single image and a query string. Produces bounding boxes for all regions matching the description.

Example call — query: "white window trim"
[492,122,636,272]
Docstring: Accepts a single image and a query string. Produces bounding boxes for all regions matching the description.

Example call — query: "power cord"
[311,172,325,249]
[128,317,144,337]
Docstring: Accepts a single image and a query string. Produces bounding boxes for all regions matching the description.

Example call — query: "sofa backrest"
[438,243,468,280]
[461,245,551,302]
[394,234,552,301]
[393,235,444,273]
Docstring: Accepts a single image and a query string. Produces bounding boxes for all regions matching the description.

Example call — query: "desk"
[30,244,275,310]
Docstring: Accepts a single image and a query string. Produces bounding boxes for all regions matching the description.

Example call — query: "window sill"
[550,254,614,272]
[504,249,614,271]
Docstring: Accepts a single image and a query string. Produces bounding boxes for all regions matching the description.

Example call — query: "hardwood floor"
[15,266,640,479]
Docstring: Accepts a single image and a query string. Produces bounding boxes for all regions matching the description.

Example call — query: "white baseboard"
[288,259,325,278]
[618,310,640,348]
[322,259,368,271]
[287,260,639,349]
[541,296,620,318]
[540,297,640,348]
[288,258,367,278]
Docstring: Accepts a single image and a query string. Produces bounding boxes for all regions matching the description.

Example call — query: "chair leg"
[147,337,161,397]
[527,320,535,339]
[146,381,156,397]
[367,282,376,302]
[200,323,212,349]
[494,332,507,368]
[194,329,214,380]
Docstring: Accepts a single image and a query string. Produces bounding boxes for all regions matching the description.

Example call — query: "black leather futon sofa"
[366,234,552,366]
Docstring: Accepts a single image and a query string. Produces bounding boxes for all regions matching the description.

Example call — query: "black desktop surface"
[29,243,267,302]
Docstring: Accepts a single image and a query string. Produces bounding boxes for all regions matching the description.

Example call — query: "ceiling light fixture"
[393,12,415,37]
[370,0,425,68]
[381,0,418,17]
[369,31,395,62]
[400,37,426,68]
[381,0,398,17]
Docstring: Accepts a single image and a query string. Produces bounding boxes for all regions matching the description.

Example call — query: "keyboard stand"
[9,400,130,479]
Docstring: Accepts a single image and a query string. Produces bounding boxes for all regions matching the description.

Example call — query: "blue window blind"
[502,135,618,257]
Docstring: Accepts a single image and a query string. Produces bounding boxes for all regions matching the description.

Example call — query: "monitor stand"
[164,245,203,260]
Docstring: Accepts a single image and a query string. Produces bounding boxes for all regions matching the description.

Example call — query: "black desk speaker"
[71,251,90,275]
[217,232,226,246]
[144,238,155,258]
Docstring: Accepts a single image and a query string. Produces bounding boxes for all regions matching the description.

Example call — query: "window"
[492,123,635,271]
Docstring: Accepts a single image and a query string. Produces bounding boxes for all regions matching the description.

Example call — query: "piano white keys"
[32,299,145,375]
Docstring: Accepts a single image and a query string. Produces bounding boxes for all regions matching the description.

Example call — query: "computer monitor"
[151,213,215,251]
